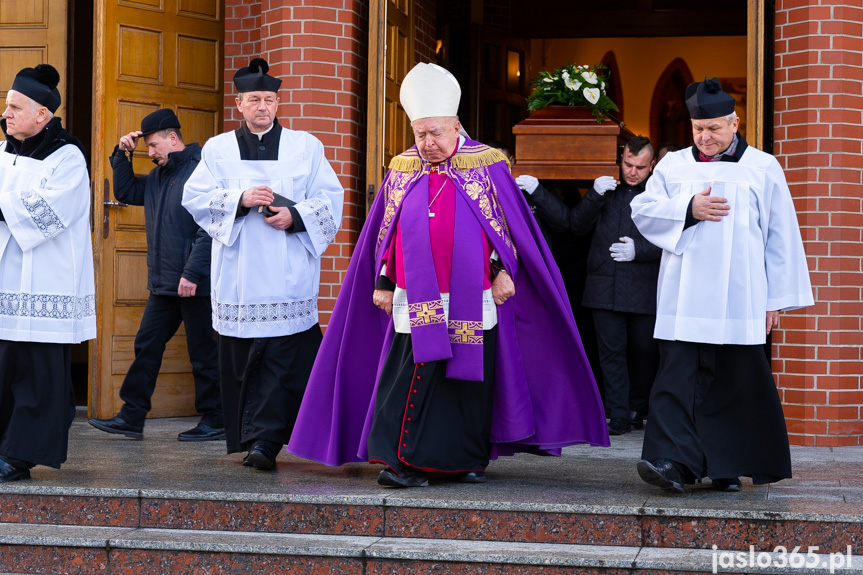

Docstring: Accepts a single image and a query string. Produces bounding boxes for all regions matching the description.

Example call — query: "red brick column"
[224,0,369,327]
[773,0,863,446]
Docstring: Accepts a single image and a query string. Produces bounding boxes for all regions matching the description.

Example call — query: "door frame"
[363,0,768,166]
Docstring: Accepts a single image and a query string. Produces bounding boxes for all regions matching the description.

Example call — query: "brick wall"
[773,0,863,446]
[415,0,437,63]
[224,0,369,327]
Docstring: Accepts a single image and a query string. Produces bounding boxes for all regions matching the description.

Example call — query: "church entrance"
[89,0,225,419]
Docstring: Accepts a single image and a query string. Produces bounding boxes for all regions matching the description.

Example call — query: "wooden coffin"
[511,106,634,180]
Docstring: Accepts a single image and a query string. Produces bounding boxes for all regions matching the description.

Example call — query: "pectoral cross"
[428,177,447,218]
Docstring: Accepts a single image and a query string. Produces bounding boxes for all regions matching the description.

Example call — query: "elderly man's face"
[236,91,279,132]
[412,117,460,163]
[3,90,47,140]
[621,147,654,186]
[692,115,739,157]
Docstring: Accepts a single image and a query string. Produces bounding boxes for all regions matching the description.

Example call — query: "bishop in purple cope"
[288,63,609,487]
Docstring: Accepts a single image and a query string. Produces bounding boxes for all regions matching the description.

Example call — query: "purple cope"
[287,139,610,466]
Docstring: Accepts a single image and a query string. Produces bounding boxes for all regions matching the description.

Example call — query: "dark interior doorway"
[68,0,94,406]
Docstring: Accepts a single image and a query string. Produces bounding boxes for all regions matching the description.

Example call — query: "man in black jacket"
[516,136,660,435]
[89,109,223,442]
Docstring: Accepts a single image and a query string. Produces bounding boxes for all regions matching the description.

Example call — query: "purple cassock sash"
[400,171,485,381]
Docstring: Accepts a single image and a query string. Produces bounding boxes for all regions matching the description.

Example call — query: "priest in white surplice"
[0,64,96,482]
[183,58,344,471]
[631,78,813,493]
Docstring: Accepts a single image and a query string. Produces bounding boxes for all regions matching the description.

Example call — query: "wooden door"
[91,0,224,419]
[366,0,414,205]
[0,1,67,124]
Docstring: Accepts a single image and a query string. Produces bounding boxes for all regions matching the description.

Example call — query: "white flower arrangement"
[526,63,619,121]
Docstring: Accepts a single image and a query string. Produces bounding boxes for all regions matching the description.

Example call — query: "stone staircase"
[2,485,863,574]
[3,415,863,574]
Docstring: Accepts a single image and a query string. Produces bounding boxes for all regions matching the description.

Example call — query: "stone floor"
[10,409,863,521]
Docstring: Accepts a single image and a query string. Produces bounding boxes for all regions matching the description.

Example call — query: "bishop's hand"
[373,289,394,316]
[492,270,515,306]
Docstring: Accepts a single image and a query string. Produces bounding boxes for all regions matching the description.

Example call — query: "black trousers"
[641,340,792,484]
[118,294,221,428]
[0,340,74,468]
[367,328,496,474]
[592,309,658,419]
[219,325,322,454]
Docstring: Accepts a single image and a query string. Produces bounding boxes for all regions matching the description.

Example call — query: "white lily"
[583,87,600,104]
[581,71,598,85]
[564,76,582,91]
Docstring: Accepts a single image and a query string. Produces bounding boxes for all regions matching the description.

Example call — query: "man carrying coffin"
[631,78,813,493]
[182,57,344,471]
[288,63,608,487]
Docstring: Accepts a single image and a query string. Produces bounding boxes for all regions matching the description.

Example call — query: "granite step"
[1,486,863,556]
[1,522,862,574]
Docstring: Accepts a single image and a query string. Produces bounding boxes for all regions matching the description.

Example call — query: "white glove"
[515,174,539,194]
[593,175,617,196]
[609,236,635,262]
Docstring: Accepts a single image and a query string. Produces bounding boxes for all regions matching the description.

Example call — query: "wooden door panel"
[177,107,220,148]
[92,0,223,419]
[0,0,66,119]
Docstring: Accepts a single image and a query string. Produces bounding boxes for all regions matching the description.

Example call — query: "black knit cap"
[233,57,281,93]
[140,109,181,136]
[685,77,736,120]
[10,64,61,113]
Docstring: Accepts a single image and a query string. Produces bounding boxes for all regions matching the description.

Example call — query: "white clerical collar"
[249,123,275,140]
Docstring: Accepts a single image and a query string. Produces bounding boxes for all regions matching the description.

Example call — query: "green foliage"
[526,63,619,122]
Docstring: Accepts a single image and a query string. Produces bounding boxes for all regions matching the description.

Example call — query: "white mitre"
[400,63,461,122]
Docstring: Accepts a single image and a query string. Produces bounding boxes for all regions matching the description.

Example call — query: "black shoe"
[628,411,644,430]
[178,422,226,442]
[608,417,631,435]
[0,459,30,483]
[242,441,279,470]
[637,459,685,493]
[713,477,742,492]
[88,416,143,439]
[377,468,429,488]
[457,470,487,484]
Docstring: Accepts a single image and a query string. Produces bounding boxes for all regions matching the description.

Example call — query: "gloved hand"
[609,236,635,262]
[593,175,617,196]
[515,174,539,194]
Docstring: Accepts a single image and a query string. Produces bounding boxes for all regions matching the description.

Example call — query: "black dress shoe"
[178,423,226,442]
[457,470,487,484]
[88,416,143,439]
[607,417,631,435]
[242,441,279,470]
[0,459,30,483]
[377,468,428,488]
[637,458,685,493]
[712,477,742,492]
[628,411,644,430]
